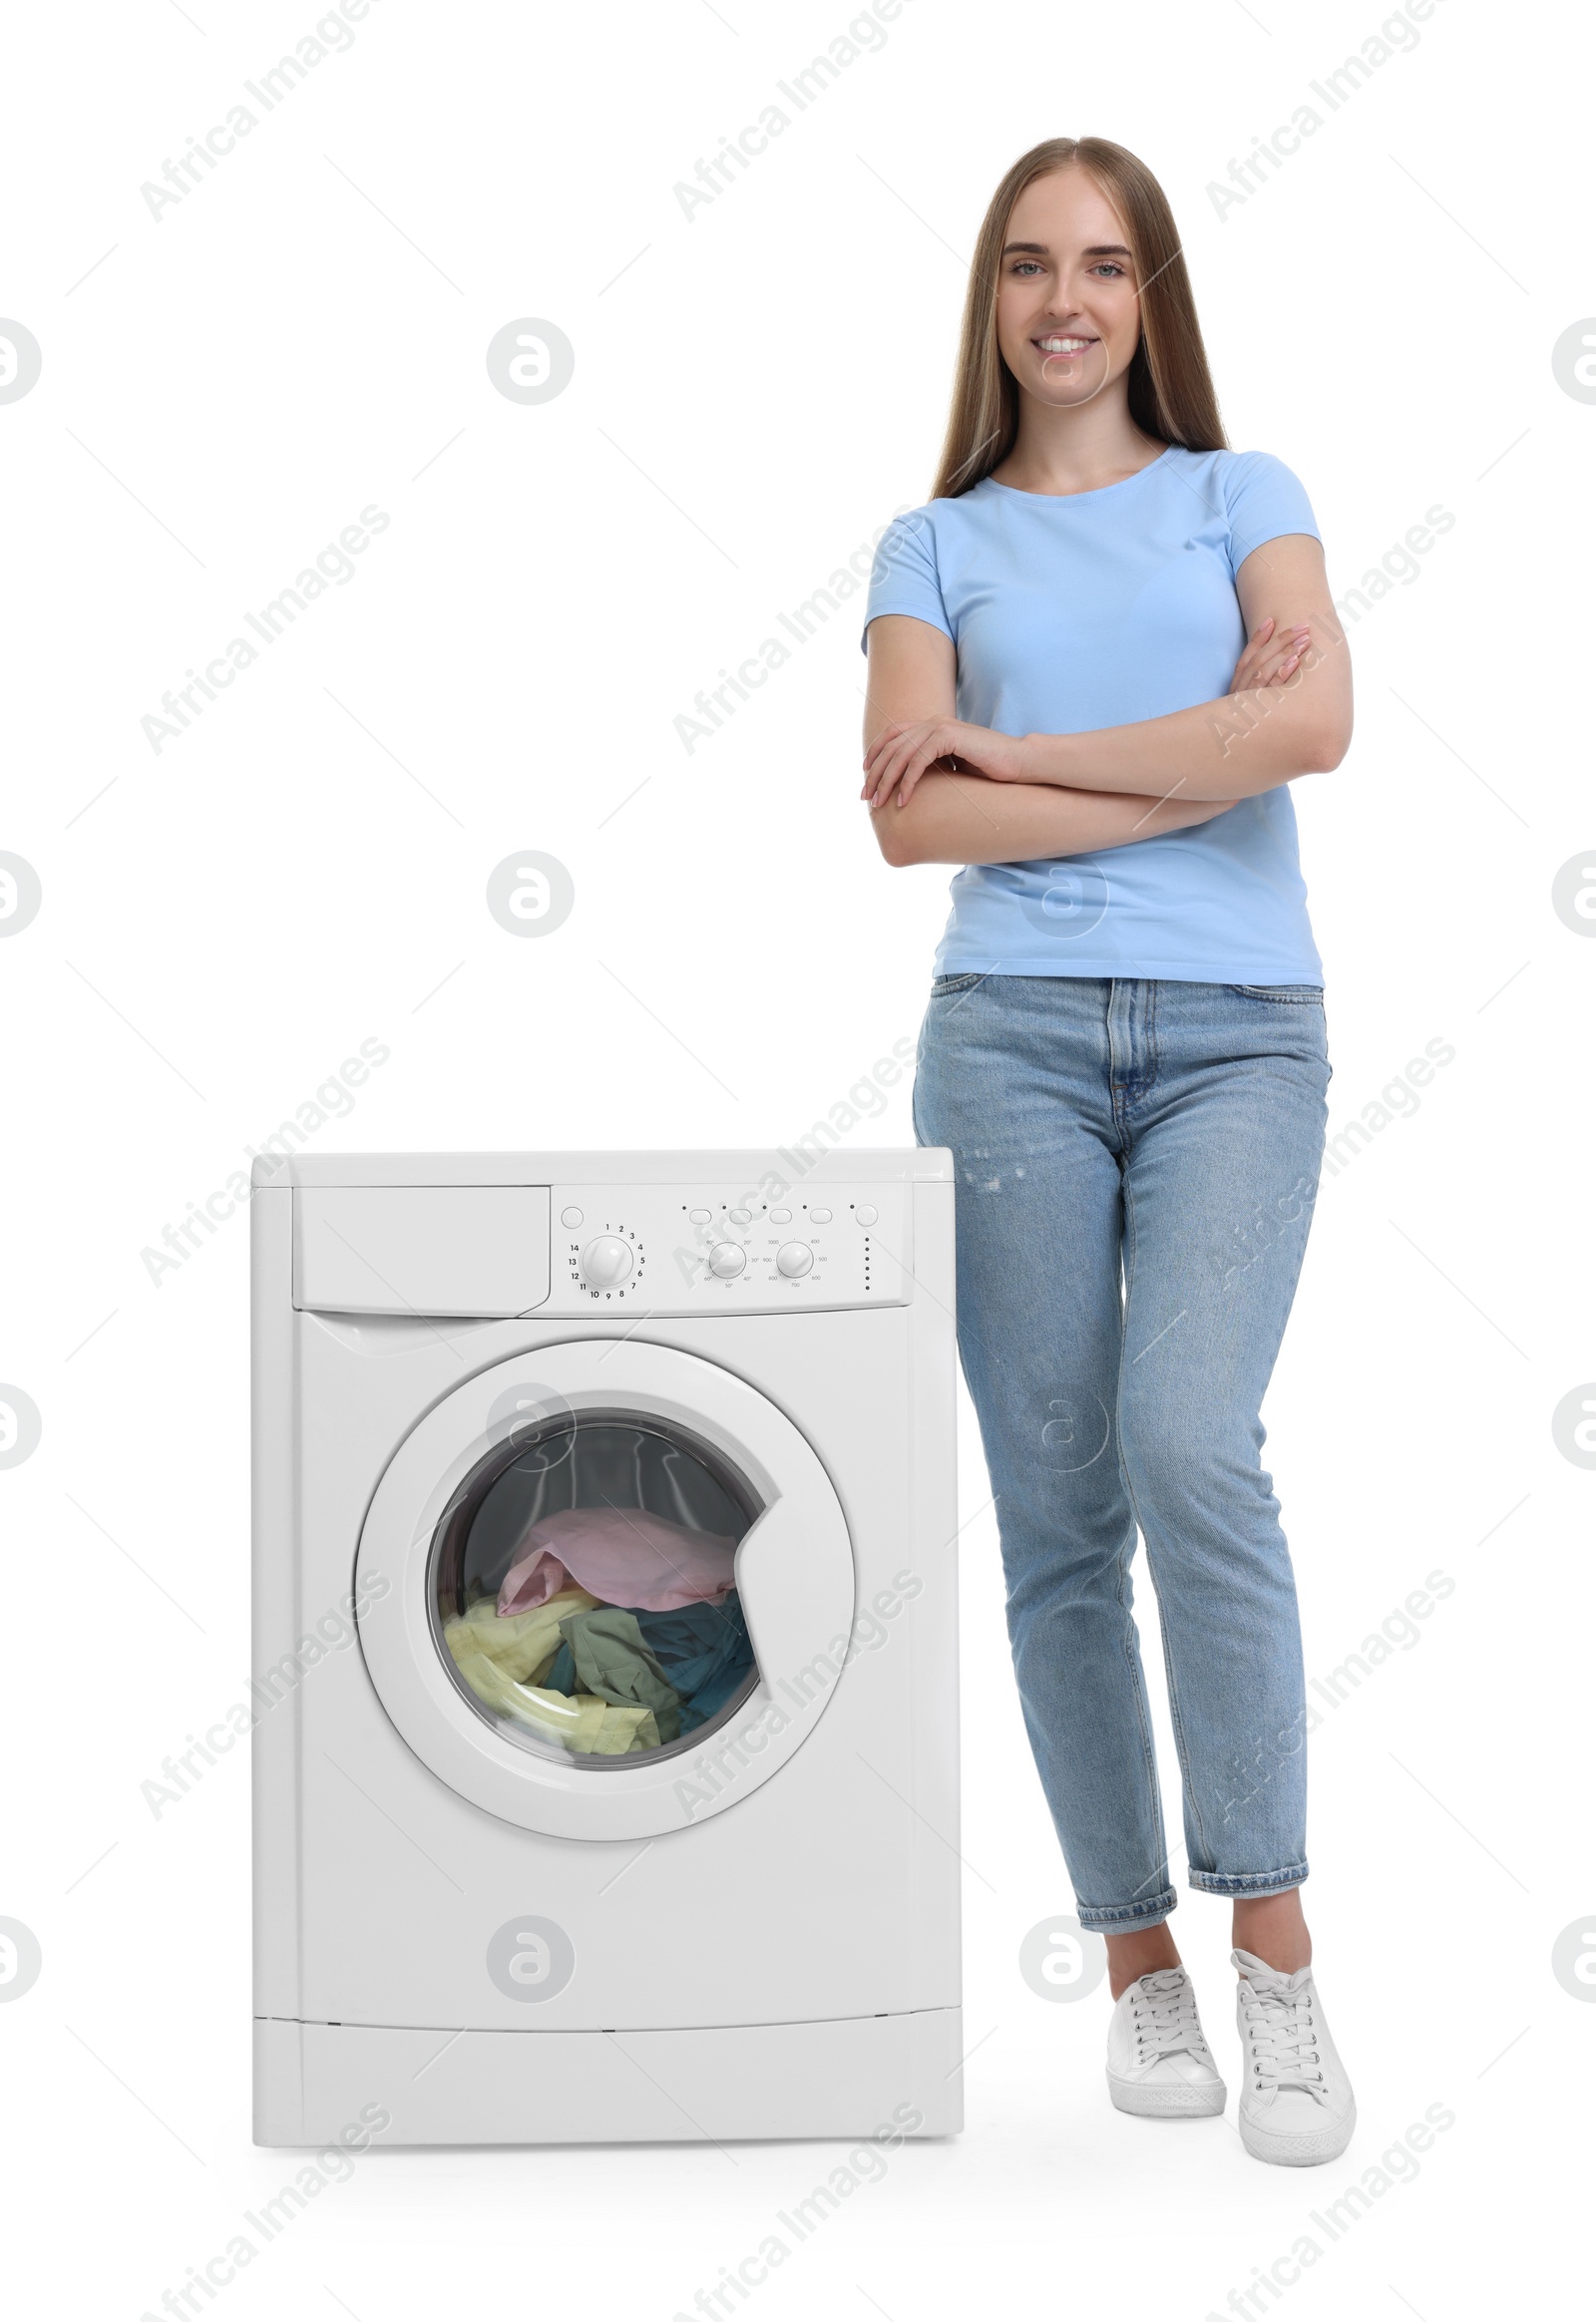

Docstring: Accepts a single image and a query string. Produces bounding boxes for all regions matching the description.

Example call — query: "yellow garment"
[444,1592,660,1754]
[447,1586,598,1683]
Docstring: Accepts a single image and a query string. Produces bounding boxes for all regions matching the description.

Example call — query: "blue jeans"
[913,974,1332,1931]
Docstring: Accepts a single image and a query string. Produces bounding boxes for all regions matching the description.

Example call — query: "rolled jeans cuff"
[1187,1861,1309,1899]
[1075,1888,1178,1932]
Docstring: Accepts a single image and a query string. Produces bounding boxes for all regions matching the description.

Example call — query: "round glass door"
[432,1410,762,1764]
[354,1340,856,1839]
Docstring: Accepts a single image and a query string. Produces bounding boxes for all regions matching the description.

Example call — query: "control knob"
[707,1243,747,1280]
[776,1242,815,1279]
[581,1234,634,1288]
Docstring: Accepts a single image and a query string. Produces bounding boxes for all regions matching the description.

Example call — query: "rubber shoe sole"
[1238,2100,1357,2165]
[1106,2067,1228,2119]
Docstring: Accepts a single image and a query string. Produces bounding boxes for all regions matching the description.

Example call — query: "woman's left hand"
[862,719,1031,810]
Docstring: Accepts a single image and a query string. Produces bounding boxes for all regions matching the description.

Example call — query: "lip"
[1033,334,1098,357]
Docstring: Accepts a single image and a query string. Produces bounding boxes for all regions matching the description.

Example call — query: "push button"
[688,1208,712,1224]
[561,1207,584,1228]
[810,1207,832,1224]
[856,1205,879,1227]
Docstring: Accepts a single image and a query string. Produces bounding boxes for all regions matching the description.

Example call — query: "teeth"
[1039,337,1092,352]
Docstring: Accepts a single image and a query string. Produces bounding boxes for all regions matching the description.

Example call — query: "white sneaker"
[1233,1948,1357,2165]
[1105,1965,1227,2118]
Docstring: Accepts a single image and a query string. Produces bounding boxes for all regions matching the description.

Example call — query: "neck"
[995,385,1163,497]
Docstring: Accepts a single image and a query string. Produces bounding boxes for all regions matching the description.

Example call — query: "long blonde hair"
[931,137,1227,501]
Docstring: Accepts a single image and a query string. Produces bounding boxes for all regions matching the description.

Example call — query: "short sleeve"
[860,506,953,652]
[1223,452,1321,580]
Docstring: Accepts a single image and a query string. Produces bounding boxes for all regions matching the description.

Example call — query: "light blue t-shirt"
[862,445,1326,983]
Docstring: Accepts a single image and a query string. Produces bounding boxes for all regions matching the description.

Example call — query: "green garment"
[557,1606,683,1744]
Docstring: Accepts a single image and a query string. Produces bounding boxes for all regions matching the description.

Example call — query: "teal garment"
[634,1594,754,1734]
[547,1606,682,1744]
[541,1640,577,1696]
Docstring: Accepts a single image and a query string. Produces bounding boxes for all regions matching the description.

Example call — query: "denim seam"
[1228,986,1324,1004]
[1109,1098,1174,1919]
[1077,1891,1178,1932]
[1188,1864,1309,1897]
[930,972,991,1007]
[1111,1491,1170,1923]
[1145,1549,1209,1875]
[1115,1101,1216,1885]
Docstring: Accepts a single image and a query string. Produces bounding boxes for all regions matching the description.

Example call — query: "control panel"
[544,1183,912,1315]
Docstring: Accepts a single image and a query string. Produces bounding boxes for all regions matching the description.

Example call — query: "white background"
[1,0,1589,2313]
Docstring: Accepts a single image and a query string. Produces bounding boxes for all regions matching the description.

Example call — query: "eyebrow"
[1000,240,1133,259]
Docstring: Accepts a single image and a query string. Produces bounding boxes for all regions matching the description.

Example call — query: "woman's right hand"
[1230,615,1312,695]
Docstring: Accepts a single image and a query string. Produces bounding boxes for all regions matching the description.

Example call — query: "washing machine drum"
[355,1342,856,1839]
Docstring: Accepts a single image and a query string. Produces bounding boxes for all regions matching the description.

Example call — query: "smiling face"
[994,166,1143,411]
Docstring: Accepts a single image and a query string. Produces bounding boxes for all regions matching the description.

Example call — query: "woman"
[861,137,1356,2167]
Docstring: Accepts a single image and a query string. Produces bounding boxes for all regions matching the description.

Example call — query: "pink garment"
[497,1505,738,1617]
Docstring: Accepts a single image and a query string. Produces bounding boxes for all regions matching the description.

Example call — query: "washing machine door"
[354,1341,855,1839]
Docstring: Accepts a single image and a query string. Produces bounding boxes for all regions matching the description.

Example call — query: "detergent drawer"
[292,1185,552,1317]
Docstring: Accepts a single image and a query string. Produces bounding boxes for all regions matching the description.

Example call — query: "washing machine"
[251,1149,962,2144]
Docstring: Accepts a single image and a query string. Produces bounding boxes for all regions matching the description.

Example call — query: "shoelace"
[1130,1968,1208,2062]
[1239,1971,1325,2094]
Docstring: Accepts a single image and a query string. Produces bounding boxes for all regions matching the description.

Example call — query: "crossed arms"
[862,533,1353,868]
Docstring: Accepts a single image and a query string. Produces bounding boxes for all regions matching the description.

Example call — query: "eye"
[1009,259,1044,277]
[1091,261,1128,279]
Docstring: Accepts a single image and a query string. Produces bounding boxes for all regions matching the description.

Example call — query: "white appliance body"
[252,1150,961,2144]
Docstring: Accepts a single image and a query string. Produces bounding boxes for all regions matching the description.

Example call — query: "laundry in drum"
[540,1606,685,1743]
[497,1504,738,1616]
[540,1593,756,1739]
[443,1504,755,1757]
[634,1596,755,1735]
[441,1590,666,1756]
